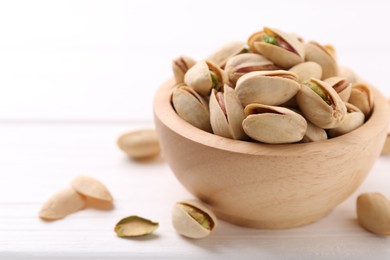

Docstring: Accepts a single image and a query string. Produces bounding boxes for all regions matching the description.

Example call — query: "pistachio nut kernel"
[302,80,331,105]
[325,76,352,102]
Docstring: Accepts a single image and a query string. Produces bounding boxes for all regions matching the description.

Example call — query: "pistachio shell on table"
[235,70,300,107]
[114,216,159,237]
[296,78,347,129]
[289,61,322,82]
[184,60,228,96]
[325,76,352,102]
[71,175,113,203]
[171,85,212,132]
[172,55,196,84]
[242,104,307,144]
[301,121,328,143]
[206,41,247,68]
[348,83,374,119]
[328,103,365,138]
[248,27,305,69]
[117,129,161,159]
[209,85,247,140]
[338,66,357,83]
[224,53,278,85]
[305,41,338,79]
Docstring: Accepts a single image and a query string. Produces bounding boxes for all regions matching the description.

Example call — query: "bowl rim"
[153,78,390,156]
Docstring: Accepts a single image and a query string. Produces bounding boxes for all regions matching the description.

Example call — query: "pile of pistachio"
[171,26,373,144]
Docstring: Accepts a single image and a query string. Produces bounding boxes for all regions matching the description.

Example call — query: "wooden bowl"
[153,79,390,229]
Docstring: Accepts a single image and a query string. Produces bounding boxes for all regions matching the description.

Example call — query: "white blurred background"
[0,0,388,122]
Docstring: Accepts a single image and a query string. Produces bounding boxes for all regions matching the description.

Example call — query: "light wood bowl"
[153,79,390,229]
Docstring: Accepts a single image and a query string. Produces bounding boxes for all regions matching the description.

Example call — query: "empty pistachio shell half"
[289,61,322,82]
[357,193,390,236]
[172,55,196,84]
[235,70,300,106]
[172,85,212,132]
[242,104,307,144]
[325,76,352,102]
[71,175,113,202]
[328,103,365,138]
[206,41,246,68]
[115,216,159,237]
[172,199,217,239]
[248,27,305,69]
[301,120,328,143]
[296,78,346,129]
[305,41,338,79]
[209,85,247,140]
[348,83,374,119]
[117,129,161,159]
[184,60,228,96]
[224,53,278,85]
[338,66,357,83]
[39,188,86,220]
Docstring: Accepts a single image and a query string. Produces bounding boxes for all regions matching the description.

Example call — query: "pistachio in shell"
[209,85,247,140]
[235,70,300,107]
[348,83,374,119]
[71,175,113,203]
[114,216,158,237]
[296,78,346,129]
[328,103,365,138]
[172,55,196,84]
[117,129,161,160]
[338,66,357,83]
[301,120,328,143]
[305,41,338,79]
[325,76,352,102]
[289,61,322,82]
[172,199,217,239]
[206,41,247,68]
[242,104,307,144]
[171,85,212,132]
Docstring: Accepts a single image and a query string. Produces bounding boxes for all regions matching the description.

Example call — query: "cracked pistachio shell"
[115,216,158,237]
[301,120,328,143]
[357,193,390,236]
[338,66,357,83]
[305,41,338,79]
[184,60,228,96]
[172,199,217,239]
[328,103,365,138]
[235,70,300,106]
[289,61,322,82]
[348,83,374,118]
[242,104,307,144]
[248,27,305,69]
[117,129,160,159]
[325,77,352,102]
[209,85,247,140]
[296,78,347,129]
[224,53,278,85]
[71,175,113,202]
[172,85,212,132]
[206,41,246,68]
[172,55,196,84]
[39,188,86,220]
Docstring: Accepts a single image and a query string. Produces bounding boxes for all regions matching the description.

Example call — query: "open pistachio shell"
[249,27,305,69]
[242,104,307,144]
[114,216,158,237]
[71,175,113,202]
[224,53,278,85]
[328,103,365,138]
[338,66,357,83]
[296,78,347,129]
[184,60,227,96]
[305,41,338,79]
[301,121,328,143]
[172,199,217,239]
[171,85,212,132]
[209,85,247,140]
[325,77,352,102]
[172,55,196,84]
[235,70,300,106]
[289,61,322,82]
[206,41,246,68]
[348,83,374,119]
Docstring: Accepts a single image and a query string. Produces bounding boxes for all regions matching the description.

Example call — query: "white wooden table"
[1,1,390,259]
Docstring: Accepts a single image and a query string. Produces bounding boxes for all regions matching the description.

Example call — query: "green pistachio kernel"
[262,35,277,45]
[303,81,331,105]
[210,70,219,89]
[179,203,212,230]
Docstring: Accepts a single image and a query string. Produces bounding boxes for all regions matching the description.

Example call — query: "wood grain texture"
[154,79,390,229]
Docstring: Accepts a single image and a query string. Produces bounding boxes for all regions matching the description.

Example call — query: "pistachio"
[39,188,86,220]
[348,83,374,119]
[242,104,307,144]
[328,103,365,138]
[305,41,338,79]
[70,175,113,203]
[206,41,246,68]
[235,70,300,106]
[114,216,158,237]
[117,129,161,159]
[171,85,212,132]
[301,121,328,143]
[289,61,322,82]
[325,76,352,102]
[357,193,390,236]
[338,66,357,83]
[172,199,217,239]
[172,55,196,84]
